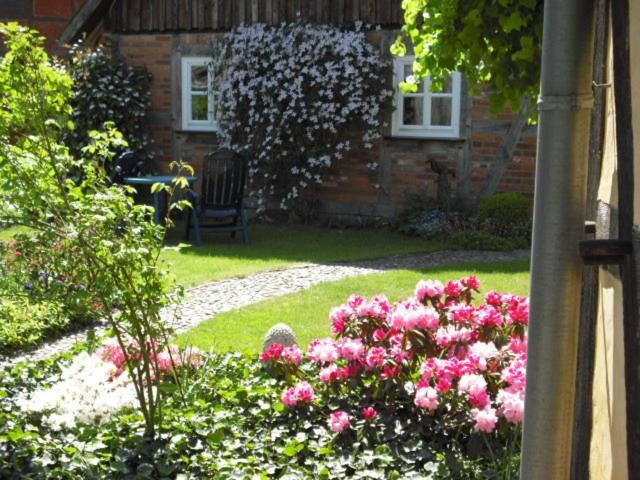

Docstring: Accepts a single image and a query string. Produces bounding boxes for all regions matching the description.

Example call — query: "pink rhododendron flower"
[260,343,285,362]
[330,305,351,334]
[347,294,364,309]
[339,338,365,361]
[372,328,387,342]
[508,334,528,355]
[381,364,401,379]
[415,386,439,411]
[447,304,475,324]
[472,407,498,432]
[281,381,315,407]
[355,295,390,319]
[319,364,340,383]
[362,406,378,421]
[365,347,386,369]
[329,411,351,433]
[415,279,444,302]
[307,339,339,363]
[468,341,500,371]
[497,389,525,424]
[444,280,464,298]
[461,275,481,290]
[485,291,503,307]
[472,305,503,328]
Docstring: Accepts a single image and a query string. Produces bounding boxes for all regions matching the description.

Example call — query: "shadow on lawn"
[164,221,450,266]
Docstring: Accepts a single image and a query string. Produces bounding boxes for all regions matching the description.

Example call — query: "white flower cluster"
[18,352,138,431]
[212,23,393,211]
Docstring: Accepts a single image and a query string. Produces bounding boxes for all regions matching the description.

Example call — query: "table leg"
[153,191,163,225]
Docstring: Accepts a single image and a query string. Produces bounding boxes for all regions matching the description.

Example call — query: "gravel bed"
[0,249,529,369]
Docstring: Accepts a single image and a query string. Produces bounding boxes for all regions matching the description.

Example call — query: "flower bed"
[0,276,526,478]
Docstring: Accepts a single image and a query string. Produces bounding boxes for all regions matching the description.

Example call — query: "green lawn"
[1,224,448,287]
[175,259,530,354]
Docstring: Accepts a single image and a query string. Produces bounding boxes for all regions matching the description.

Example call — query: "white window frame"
[181,57,217,131]
[391,56,462,139]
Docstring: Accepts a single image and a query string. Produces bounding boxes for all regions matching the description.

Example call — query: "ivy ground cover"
[176,260,529,352]
[1,272,527,479]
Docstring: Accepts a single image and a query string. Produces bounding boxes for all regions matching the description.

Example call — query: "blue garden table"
[123,176,198,225]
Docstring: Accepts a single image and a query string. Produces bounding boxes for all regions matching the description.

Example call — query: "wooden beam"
[59,0,113,44]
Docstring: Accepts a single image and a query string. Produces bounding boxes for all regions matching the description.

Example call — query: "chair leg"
[241,209,249,244]
[230,216,238,239]
[185,208,192,241]
[192,210,202,246]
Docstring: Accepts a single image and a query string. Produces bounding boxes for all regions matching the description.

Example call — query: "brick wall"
[0,0,85,54]
[109,30,537,220]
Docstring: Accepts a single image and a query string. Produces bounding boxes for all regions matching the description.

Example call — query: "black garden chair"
[185,149,249,245]
[111,149,144,184]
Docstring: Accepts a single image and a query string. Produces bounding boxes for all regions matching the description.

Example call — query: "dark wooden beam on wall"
[612,0,640,478]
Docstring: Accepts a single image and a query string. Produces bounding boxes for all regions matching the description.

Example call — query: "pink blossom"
[281,381,315,407]
[362,406,378,421]
[282,346,303,364]
[260,343,285,362]
[485,291,503,307]
[319,364,340,383]
[307,338,339,363]
[508,334,528,355]
[381,364,401,379]
[415,279,444,302]
[347,294,364,309]
[365,347,386,369]
[330,305,351,334]
[472,305,503,328]
[461,275,481,291]
[356,295,390,319]
[372,328,387,342]
[457,374,487,396]
[329,411,351,433]
[339,338,365,361]
[414,386,439,411]
[468,341,500,371]
[497,389,525,424]
[472,407,498,433]
[444,280,464,298]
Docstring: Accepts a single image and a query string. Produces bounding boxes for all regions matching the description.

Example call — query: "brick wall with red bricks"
[103,31,538,220]
[0,0,86,54]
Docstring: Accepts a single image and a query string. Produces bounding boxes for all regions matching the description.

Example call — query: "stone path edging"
[0,249,529,369]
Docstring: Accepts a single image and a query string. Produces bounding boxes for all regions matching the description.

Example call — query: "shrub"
[0,22,189,438]
[450,230,527,251]
[477,193,532,240]
[65,41,154,171]
[212,22,392,212]
[0,300,72,353]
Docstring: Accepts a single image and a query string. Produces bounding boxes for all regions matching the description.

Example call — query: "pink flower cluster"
[281,381,315,407]
[98,338,202,381]
[296,276,528,435]
[260,343,303,365]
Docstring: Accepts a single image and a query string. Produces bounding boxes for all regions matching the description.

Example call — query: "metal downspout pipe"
[520,0,596,478]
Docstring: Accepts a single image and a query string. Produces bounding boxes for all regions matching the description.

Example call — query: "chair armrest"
[186,189,202,213]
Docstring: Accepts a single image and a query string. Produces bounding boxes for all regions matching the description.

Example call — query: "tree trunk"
[472,97,533,207]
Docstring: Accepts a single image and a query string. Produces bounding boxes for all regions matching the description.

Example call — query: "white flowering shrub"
[18,352,138,430]
[212,23,392,212]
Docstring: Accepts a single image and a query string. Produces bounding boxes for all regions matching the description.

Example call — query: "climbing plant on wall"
[212,23,393,214]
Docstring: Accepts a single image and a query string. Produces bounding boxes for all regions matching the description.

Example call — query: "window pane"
[191,94,209,121]
[403,97,424,125]
[431,97,452,126]
[191,65,208,92]
[404,64,423,93]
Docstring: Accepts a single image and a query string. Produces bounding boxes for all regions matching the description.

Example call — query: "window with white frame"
[391,56,462,139]
[181,57,217,131]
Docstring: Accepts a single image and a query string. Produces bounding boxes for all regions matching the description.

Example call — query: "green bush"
[0,351,520,478]
[65,41,154,170]
[0,300,73,354]
[477,193,532,240]
[450,230,527,251]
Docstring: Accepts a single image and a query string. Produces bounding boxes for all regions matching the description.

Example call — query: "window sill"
[385,134,464,142]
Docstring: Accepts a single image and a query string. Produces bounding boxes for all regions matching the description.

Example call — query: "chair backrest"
[201,149,247,209]
[111,150,143,184]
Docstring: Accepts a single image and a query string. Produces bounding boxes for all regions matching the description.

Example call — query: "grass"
[175,259,530,354]
[1,224,448,287]
[162,224,449,286]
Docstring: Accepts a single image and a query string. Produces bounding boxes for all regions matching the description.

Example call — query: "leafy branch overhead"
[392,0,543,114]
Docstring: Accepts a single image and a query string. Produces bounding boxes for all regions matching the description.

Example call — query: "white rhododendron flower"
[18,352,138,430]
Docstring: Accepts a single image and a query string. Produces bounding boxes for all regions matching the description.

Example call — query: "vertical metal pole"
[520,0,596,478]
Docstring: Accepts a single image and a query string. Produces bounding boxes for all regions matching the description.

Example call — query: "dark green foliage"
[0,352,520,479]
[65,41,154,170]
[477,193,533,240]
[450,230,526,251]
